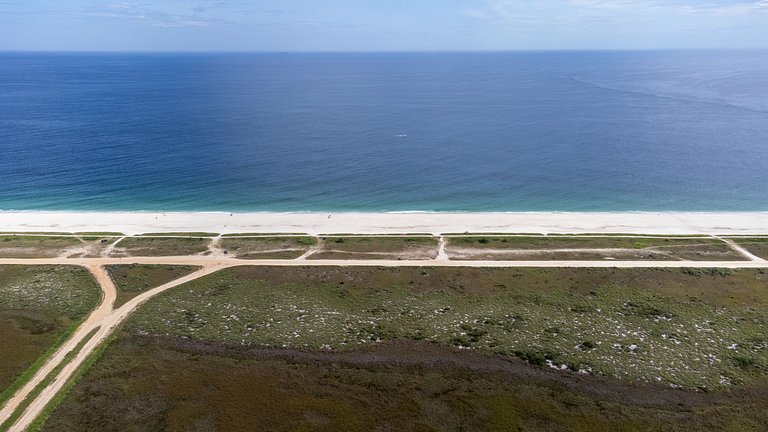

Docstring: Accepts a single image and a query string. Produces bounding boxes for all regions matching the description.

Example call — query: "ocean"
[1,51,767,212]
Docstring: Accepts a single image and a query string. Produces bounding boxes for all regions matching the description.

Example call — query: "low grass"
[0,320,79,410]
[0,236,84,258]
[105,265,201,308]
[0,266,100,406]
[0,235,119,258]
[0,327,99,432]
[37,266,768,431]
[442,232,544,236]
[547,233,709,237]
[222,233,308,237]
[136,232,218,237]
[439,233,709,237]
[446,236,742,261]
[0,265,102,330]
[448,235,725,249]
[123,266,768,390]
[110,237,211,257]
[727,237,768,260]
[319,233,435,236]
[309,236,438,260]
[41,334,768,431]
[220,236,317,260]
[0,232,79,236]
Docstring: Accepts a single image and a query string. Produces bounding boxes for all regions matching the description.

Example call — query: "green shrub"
[581,341,596,350]
[733,355,756,368]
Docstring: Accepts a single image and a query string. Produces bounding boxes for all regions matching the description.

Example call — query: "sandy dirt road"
[2,254,768,431]
[1,255,768,268]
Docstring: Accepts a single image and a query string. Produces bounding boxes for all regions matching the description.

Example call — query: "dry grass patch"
[220,236,317,259]
[106,265,201,308]
[125,266,768,390]
[309,236,438,260]
[0,235,118,258]
[0,266,100,403]
[110,237,211,257]
[222,233,308,237]
[445,236,742,261]
[136,232,218,237]
[42,335,768,432]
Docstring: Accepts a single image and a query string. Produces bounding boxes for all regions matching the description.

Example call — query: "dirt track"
[0,261,218,432]
[1,253,768,431]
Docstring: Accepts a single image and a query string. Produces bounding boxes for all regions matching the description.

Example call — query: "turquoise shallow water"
[1,51,768,212]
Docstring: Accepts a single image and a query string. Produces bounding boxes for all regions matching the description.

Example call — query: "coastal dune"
[0,211,767,236]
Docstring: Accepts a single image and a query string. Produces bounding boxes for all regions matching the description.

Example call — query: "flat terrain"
[308,236,438,260]
[1,229,767,432]
[0,236,118,259]
[137,232,218,237]
[109,237,211,257]
[445,236,744,261]
[219,236,317,259]
[123,266,768,389]
[0,266,100,402]
[42,335,768,432]
[0,234,759,263]
[105,264,201,308]
[40,265,768,431]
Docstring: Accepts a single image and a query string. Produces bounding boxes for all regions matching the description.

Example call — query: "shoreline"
[1,211,767,236]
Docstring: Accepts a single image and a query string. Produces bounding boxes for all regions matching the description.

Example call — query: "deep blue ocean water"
[1,51,768,212]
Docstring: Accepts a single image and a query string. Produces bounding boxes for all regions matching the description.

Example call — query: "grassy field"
[106,265,201,308]
[119,266,768,390]
[221,233,309,237]
[110,237,211,257]
[728,237,768,260]
[1,327,100,432]
[0,266,100,404]
[219,236,317,259]
[445,236,743,261]
[0,236,118,258]
[41,334,768,432]
[136,232,219,237]
[309,236,438,260]
[37,266,768,431]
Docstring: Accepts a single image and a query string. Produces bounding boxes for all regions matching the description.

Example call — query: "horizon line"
[2,48,768,55]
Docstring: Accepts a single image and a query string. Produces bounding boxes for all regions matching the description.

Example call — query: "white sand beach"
[0,211,766,236]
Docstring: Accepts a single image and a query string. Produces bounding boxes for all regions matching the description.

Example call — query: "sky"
[1,0,768,51]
